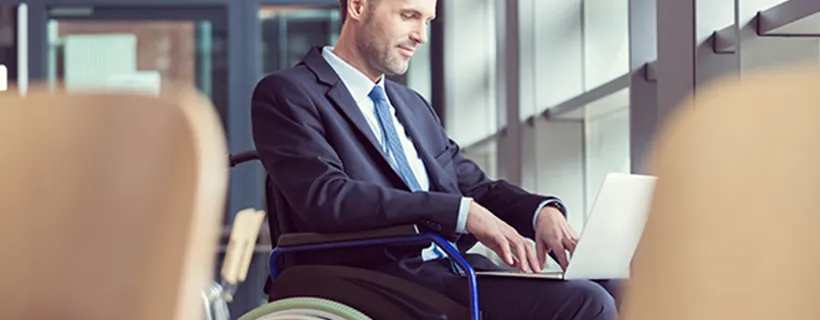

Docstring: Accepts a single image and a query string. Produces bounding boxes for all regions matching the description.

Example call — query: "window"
[259,6,340,74]
[46,6,229,129]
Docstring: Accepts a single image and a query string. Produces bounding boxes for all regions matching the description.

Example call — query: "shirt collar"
[321,46,385,102]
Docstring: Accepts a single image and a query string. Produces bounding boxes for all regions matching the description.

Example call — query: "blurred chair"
[0,84,228,320]
[621,64,820,319]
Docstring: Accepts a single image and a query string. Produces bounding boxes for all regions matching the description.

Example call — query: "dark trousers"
[469,274,620,319]
[377,254,620,320]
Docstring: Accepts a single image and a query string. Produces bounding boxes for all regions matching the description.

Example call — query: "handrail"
[229,150,259,168]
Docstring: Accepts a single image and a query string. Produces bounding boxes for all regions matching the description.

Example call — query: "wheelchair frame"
[229,150,480,320]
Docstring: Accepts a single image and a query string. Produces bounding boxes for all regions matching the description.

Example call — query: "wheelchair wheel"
[238,297,372,320]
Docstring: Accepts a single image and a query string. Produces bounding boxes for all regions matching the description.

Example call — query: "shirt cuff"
[455,197,473,234]
[532,199,565,230]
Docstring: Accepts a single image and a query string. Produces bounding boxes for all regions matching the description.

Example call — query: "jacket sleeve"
[414,92,564,240]
[251,74,464,236]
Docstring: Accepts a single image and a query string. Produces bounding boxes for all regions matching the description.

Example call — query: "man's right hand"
[465,200,541,273]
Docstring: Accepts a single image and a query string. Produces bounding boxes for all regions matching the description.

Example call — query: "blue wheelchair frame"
[269,234,480,320]
[229,151,481,320]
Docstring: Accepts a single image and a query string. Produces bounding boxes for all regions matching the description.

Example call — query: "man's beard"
[358,20,409,75]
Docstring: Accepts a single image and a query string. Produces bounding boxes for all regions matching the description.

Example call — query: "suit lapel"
[302,47,392,166]
[326,83,388,158]
[301,47,457,192]
[386,83,459,193]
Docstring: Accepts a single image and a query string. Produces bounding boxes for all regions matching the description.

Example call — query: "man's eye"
[401,13,415,19]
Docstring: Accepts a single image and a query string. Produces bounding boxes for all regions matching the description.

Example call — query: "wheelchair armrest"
[276,224,419,248]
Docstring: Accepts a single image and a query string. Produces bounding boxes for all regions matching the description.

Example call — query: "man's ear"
[347,0,366,22]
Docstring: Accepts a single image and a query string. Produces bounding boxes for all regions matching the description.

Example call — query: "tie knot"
[368,85,388,103]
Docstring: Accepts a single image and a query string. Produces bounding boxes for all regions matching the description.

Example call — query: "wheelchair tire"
[237,297,372,320]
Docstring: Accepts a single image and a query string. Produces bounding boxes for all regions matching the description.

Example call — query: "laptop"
[477,172,657,280]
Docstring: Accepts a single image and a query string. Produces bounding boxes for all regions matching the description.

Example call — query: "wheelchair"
[218,150,482,320]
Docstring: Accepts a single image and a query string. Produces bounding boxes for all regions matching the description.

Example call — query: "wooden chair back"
[0,84,228,320]
[621,64,820,319]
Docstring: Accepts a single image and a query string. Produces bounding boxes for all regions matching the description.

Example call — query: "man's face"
[356,0,436,76]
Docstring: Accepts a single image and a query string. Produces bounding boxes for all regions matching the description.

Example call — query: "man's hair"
[339,0,348,25]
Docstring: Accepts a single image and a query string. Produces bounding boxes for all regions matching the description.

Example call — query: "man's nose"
[410,24,429,44]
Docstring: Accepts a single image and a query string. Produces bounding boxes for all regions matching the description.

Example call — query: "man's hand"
[465,201,542,273]
[535,206,579,271]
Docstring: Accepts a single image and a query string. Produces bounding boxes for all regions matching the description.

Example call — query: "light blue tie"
[369,86,422,191]
[369,85,466,276]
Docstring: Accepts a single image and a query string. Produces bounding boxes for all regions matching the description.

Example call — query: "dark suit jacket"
[251,46,561,273]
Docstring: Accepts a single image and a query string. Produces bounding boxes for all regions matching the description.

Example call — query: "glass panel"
[531,117,585,232]
[532,0,583,119]
[259,5,433,97]
[529,89,629,233]
[405,28,432,101]
[462,138,497,179]
[259,6,340,74]
[45,11,228,129]
[583,88,631,216]
[50,20,199,91]
[443,0,497,145]
[49,20,197,92]
[583,0,629,90]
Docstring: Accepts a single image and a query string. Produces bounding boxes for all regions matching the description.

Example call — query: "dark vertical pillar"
[227,2,268,317]
[636,0,738,172]
[430,0,446,122]
[0,4,19,82]
[25,1,46,82]
[228,0,265,226]
[628,0,658,173]
[656,0,696,123]
[496,0,522,185]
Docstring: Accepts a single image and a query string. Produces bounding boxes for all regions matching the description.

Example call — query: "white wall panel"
[739,0,820,73]
[63,34,137,92]
[444,0,497,146]
[406,37,432,102]
[697,0,735,43]
[584,0,630,90]
[533,0,584,115]
[532,119,586,232]
[585,106,631,214]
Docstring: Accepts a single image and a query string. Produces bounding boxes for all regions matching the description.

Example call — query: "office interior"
[1,0,818,317]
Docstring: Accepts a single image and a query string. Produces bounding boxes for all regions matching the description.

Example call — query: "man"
[251,0,618,318]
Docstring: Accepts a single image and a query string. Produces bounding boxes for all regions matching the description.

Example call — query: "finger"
[523,239,541,273]
[563,237,578,257]
[551,241,569,271]
[566,224,579,241]
[536,239,547,269]
[495,235,514,266]
[514,240,528,273]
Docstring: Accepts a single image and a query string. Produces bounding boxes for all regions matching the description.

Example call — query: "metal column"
[495,0,522,185]
[628,0,658,173]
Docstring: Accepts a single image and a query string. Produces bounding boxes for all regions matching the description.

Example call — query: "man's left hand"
[534,206,579,271]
